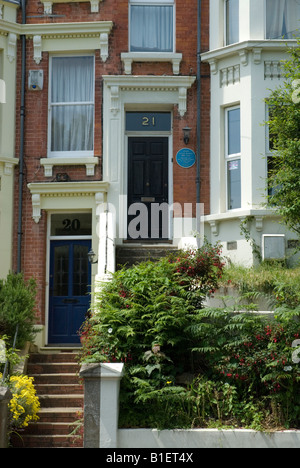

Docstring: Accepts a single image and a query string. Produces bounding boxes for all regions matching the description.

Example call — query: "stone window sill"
[41,0,102,14]
[40,157,99,177]
[121,52,182,75]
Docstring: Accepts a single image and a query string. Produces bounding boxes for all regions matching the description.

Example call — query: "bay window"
[129,0,174,52]
[226,107,241,210]
[49,55,94,157]
[225,0,239,45]
[266,0,300,39]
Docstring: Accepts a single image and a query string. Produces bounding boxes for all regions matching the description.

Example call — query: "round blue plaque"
[176,148,196,168]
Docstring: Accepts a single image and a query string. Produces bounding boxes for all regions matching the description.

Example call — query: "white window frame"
[48,53,95,159]
[225,105,241,211]
[129,0,175,54]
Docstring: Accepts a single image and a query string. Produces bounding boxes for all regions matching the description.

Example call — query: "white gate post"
[100,363,124,448]
[80,362,124,448]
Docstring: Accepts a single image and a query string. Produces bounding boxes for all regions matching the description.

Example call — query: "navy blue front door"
[48,240,91,344]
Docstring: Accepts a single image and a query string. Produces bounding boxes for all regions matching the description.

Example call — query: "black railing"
[1,324,19,384]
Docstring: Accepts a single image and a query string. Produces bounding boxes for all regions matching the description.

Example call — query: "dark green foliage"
[0,273,37,348]
[266,40,300,236]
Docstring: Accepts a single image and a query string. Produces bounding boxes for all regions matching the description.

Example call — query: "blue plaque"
[176,148,196,168]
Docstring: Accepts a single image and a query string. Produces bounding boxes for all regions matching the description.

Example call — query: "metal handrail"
[1,324,19,384]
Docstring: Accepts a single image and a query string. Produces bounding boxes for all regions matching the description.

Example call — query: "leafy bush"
[80,242,224,366]
[0,273,37,348]
[188,307,300,429]
[221,263,300,309]
[79,245,300,430]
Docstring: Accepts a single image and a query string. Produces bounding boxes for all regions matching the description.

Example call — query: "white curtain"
[51,56,94,153]
[130,5,173,52]
[284,0,300,38]
[226,0,239,45]
[266,0,300,39]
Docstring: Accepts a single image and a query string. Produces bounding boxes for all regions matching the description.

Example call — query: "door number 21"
[142,116,156,127]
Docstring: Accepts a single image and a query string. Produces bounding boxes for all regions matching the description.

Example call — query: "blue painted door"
[48,240,91,344]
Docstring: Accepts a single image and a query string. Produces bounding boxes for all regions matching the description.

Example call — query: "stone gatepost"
[79,362,124,449]
[0,386,12,448]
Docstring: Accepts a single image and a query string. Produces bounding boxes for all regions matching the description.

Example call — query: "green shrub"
[79,246,300,430]
[221,263,300,308]
[80,242,224,367]
[188,307,300,429]
[0,273,37,348]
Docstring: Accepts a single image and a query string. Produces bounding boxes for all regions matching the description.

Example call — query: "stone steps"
[11,351,83,448]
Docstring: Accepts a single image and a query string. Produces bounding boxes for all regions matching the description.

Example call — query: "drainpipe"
[17,0,26,273]
[196,0,201,246]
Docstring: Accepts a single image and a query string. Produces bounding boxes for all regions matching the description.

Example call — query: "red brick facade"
[12,0,210,335]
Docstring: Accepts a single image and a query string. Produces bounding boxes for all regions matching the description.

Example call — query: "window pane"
[266,0,300,39]
[53,245,69,297]
[51,56,94,153]
[51,57,94,103]
[73,245,89,296]
[226,0,239,45]
[130,5,173,52]
[227,108,240,155]
[227,159,241,209]
[51,104,94,152]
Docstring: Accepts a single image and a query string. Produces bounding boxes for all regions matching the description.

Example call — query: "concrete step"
[39,394,83,408]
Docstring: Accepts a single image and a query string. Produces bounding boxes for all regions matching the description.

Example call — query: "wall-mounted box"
[262,234,285,261]
[28,70,44,91]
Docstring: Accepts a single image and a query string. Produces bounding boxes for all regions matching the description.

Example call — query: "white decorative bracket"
[209,59,218,75]
[33,36,42,64]
[253,47,262,65]
[43,1,53,14]
[178,87,187,117]
[209,220,219,236]
[255,216,264,232]
[239,50,248,67]
[0,5,3,19]
[100,33,109,62]
[32,194,41,223]
[172,57,181,75]
[7,33,17,63]
[123,57,132,75]
[90,0,99,12]
[4,162,14,176]
[110,86,120,115]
